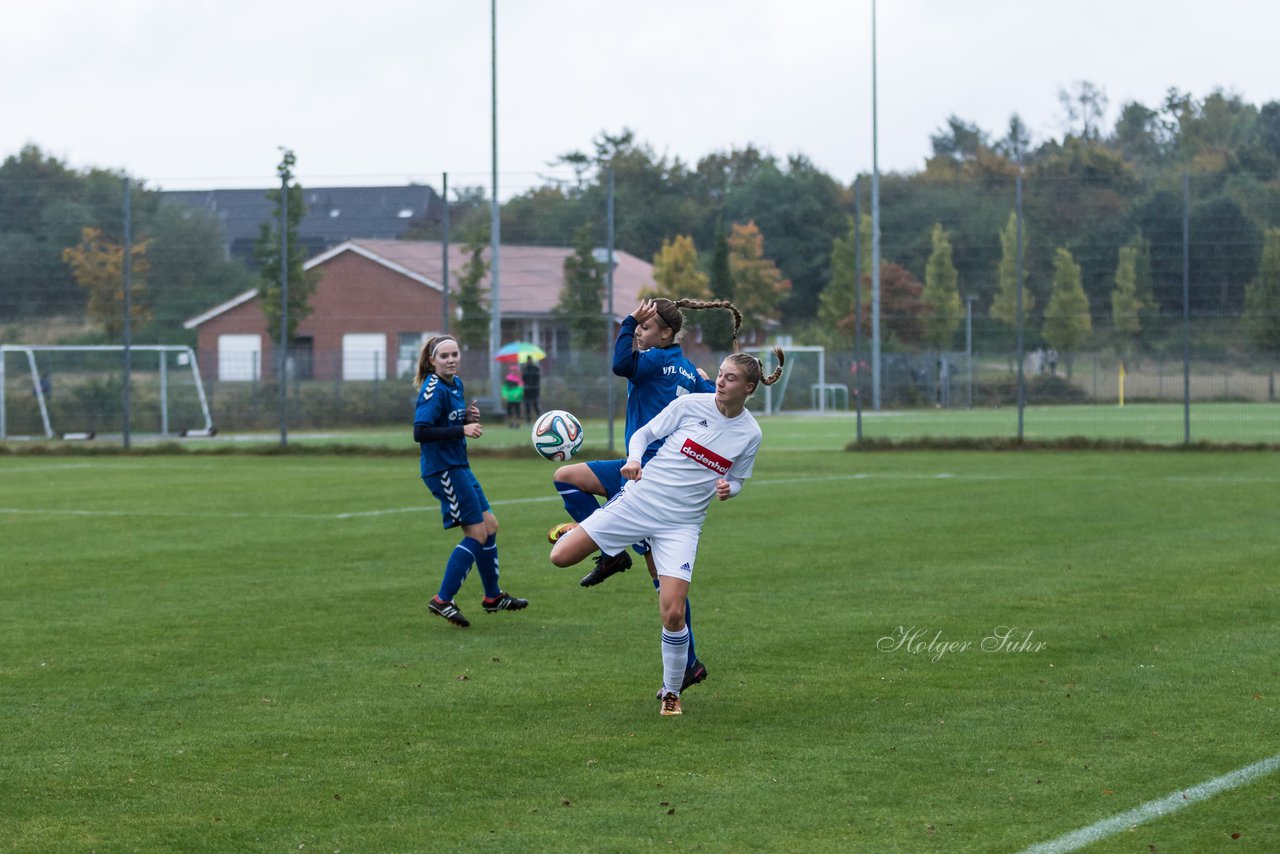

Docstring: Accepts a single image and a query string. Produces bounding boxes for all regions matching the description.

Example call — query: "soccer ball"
[531,409,584,461]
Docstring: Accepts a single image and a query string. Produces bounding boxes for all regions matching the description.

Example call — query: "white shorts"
[579,489,703,583]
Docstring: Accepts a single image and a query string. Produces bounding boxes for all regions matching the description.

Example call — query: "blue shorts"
[586,459,627,500]
[423,466,491,529]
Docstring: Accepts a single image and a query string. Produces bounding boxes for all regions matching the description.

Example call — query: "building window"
[217,334,261,381]
[343,333,388,380]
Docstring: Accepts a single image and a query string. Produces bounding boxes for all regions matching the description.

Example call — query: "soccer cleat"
[579,550,632,587]
[656,661,709,699]
[482,591,528,613]
[547,522,578,544]
[428,597,470,628]
[681,660,708,692]
[659,691,682,716]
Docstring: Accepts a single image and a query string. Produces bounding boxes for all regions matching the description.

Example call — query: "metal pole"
[870,0,882,411]
[441,172,450,333]
[160,351,169,435]
[853,176,863,441]
[606,168,617,453]
[1183,172,1191,444]
[965,295,975,408]
[488,0,502,403]
[279,165,289,447]
[122,176,132,449]
[0,345,6,440]
[1015,170,1025,440]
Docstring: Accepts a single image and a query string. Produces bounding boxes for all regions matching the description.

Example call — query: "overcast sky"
[5,0,1279,195]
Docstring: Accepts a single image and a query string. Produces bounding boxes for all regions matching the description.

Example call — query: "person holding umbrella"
[521,355,542,423]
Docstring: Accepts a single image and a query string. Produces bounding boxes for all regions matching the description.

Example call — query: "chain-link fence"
[2,158,1278,445]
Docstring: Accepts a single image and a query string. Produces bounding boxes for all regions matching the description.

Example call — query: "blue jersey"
[612,316,716,458]
[415,373,470,477]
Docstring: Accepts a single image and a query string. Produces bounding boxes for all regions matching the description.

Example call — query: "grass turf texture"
[2,450,1278,851]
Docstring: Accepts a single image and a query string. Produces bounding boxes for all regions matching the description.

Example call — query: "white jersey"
[621,393,762,522]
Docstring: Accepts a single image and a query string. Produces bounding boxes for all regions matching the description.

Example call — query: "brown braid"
[651,297,743,344]
[722,346,785,393]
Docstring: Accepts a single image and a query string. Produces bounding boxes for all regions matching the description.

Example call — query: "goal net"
[0,345,214,440]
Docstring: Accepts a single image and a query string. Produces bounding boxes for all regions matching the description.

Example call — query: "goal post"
[0,344,215,440]
[755,345,846,415]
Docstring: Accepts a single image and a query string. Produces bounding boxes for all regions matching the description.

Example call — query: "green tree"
[702,219,736,351]
[557,224,607,353]
[1110,242,1145,363]
[727,221,790,341]
[1244,228,1280,398]
[61,227,152,339]
[255,149,318,341]
[820,213,870,348]
[1042,247,1092,376]
[645,235,710,301]
[922,223,963,350]
[454,227,491,351]
[990,211,1032,327]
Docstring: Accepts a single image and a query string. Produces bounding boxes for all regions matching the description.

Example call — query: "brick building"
[183,239,659,382]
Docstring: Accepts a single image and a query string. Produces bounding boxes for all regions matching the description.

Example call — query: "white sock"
[661,627,690,696]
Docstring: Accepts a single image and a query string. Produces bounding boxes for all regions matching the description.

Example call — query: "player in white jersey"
[549,347,785,716]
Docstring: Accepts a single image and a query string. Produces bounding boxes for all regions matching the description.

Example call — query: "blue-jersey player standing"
[414,335,527,628]
[549,297,744,693]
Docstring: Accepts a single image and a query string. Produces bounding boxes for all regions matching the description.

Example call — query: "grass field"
[3,437,1279,850]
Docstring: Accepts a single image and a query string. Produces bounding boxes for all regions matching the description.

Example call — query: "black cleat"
[681,660,708,692]
[428,597,470,627]
[579,550,632,587]
[657,661,709,700]
[482,591,528,613]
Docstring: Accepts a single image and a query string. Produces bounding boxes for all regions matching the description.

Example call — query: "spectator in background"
[521,355,542,422]
[501,368,524,428]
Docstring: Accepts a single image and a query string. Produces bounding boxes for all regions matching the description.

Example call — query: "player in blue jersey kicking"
[551,347,785,715]
[413,335,527,628]
[549,297,742,692]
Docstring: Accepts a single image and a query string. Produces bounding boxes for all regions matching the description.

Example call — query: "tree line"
[4,82,1280,361]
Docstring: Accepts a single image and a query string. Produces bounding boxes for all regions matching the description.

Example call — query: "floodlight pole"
[853,176,863,441]
[122,176,133,449]
[442,171,450,333]
[606,168,617,453]
[1015,169,1025,440]
[869,0,882,411]
[488,0,502,402]
[1182,172,1191,444]
[278,164,289,448]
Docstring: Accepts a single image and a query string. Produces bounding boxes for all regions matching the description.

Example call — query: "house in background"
[183,239,658,383]
[160,185,441,265]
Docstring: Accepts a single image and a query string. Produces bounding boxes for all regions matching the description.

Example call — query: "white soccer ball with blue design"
[531,409,584,461]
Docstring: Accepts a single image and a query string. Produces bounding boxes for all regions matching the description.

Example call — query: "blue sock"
[555,480,600,523]
[437,537,483,602]
[474,534,502,599]
[685,598,698,666]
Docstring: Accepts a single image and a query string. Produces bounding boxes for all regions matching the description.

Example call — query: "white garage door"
[218,334,262,381]
[343,333,387,380]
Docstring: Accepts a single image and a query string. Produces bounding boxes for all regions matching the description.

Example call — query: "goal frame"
[0,344,214,440]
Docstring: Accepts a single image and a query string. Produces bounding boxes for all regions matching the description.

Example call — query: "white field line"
[5,470,1280,521]
[1017,752,1280,854]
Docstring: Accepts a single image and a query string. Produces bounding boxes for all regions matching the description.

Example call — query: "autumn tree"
[922,223,963,350]
[454,227,491,351]
[727,220,790,341]
[557,224,607,353]
[645,235,710,302]
[990,211,1033,328]
[1111,240,1146,364]
[255,149,319,341]
[1042,247,1092,376]
[61,227,152,339]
